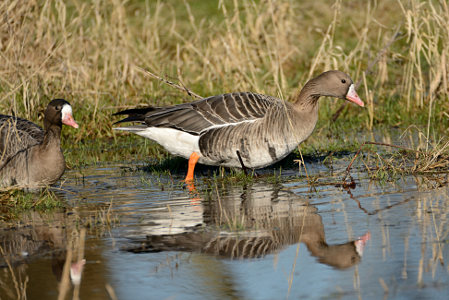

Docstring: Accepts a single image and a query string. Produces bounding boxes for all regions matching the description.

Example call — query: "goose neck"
[293,80,321,110]
[42,124,62,149]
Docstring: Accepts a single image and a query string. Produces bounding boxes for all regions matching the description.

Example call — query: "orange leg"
[185,152,200,182]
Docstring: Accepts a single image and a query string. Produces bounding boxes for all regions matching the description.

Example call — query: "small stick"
[135,66,202,99]
[345,184,414,215]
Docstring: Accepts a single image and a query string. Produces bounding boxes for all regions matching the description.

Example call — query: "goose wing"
[114,92,280,135]
[0,115,44,169]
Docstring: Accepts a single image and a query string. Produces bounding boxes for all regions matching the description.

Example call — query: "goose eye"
[56,105,62,111]
[341,79,346,84]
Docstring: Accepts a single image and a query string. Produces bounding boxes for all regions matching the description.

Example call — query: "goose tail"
[113,107,155,125]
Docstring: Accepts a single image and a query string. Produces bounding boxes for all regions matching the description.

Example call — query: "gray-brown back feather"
[119,92,279,135]
[0,115,44,170]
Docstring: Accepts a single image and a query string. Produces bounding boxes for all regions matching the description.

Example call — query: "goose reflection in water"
[0,209,86,286]
[125,181,370,269]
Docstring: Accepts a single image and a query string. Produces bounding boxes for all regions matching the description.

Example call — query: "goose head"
[44,99,79,129]
[314,70,364,107]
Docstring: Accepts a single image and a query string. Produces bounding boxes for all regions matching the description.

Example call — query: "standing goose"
[114,70,364,181]
[0,99,79,189]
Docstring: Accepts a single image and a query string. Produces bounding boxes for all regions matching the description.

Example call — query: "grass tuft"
[0,0,448,169]
[0,189,63,220]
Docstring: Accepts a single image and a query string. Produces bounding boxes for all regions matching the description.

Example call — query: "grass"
[0,189,64,220]
[0,0,448,174]
[80,198,120,231]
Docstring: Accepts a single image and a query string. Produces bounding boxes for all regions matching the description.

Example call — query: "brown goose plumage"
[114,70,364,181]
[0,99,78,189]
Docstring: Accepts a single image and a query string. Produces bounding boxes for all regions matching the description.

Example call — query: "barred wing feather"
[0,115,44,170]
[142,92,279,135]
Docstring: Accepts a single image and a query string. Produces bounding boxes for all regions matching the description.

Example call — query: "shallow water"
[1,161,449,299]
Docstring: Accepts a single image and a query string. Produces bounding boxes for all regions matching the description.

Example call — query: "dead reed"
[0,0,447,155]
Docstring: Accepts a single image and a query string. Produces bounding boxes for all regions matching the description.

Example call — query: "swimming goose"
[114,70,364,181]
[0,99,78,189]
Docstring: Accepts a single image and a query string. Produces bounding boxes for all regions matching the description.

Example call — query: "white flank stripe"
[200,119,257,133]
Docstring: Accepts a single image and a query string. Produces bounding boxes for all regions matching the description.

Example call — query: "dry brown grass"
[0,0,447,148]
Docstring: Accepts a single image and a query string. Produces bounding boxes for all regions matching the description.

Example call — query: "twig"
[57,240,73,300]
[106,284,119,300]
[135,66,202,99]
[72,229,86,300]
[344,185,414,215]
[0,245,27,299]
[332,26,402,122]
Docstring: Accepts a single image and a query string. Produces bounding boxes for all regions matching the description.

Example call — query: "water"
[1,161,449,299]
